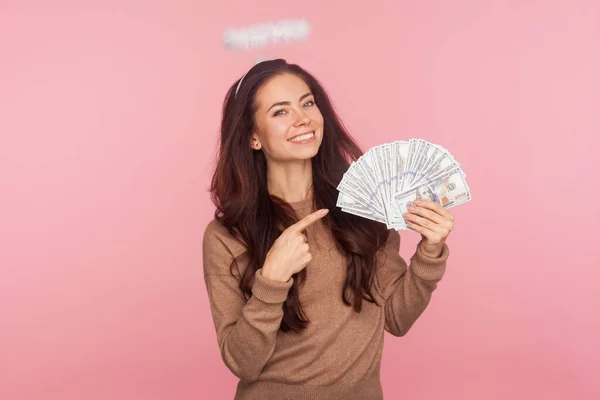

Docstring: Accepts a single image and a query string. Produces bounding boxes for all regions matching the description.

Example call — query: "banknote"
[394,170,470,216]
[336,139,471,230]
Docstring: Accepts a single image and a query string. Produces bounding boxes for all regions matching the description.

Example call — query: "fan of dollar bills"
[336,139,471,230]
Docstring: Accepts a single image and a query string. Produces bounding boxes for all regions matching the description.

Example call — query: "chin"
[292,150,319,161]
[302,142,322,156]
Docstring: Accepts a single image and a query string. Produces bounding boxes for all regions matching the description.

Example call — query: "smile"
[288,131,315,143]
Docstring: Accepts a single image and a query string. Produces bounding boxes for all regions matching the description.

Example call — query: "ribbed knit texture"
[203,197,449,399]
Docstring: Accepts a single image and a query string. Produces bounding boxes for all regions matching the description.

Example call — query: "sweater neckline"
[287,195,315,215]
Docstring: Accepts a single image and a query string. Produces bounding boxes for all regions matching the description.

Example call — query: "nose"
[293,108,311,126]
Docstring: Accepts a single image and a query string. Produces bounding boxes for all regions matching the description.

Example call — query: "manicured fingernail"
[321,209,329,215]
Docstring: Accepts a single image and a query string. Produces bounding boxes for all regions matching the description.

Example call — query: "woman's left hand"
[403,199,455,258]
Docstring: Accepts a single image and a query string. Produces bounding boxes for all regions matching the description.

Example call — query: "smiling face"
[250,73,324,163]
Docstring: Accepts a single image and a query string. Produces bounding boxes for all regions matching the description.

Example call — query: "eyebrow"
[267,92,313,112]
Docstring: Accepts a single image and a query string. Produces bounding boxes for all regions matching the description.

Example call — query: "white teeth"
[289,132,314,142]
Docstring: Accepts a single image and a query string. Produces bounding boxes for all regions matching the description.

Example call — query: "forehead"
[255,73,310,106]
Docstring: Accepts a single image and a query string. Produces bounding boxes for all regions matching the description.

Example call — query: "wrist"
[260,266,289,283]
[419,241,443,258]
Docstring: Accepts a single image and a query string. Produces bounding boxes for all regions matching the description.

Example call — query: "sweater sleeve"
[202,220,293,382]
[377,229,449,337]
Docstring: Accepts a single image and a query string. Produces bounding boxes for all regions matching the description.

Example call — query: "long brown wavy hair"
[210,59,389,333]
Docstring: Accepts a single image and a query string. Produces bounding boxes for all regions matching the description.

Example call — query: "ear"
[250,133,261,150]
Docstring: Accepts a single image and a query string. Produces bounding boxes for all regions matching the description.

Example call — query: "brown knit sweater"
[203,197,449,400]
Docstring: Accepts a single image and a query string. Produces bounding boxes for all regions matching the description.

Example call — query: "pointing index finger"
[291,209,329,232]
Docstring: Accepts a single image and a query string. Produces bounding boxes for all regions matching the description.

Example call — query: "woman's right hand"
[261,208,329,282]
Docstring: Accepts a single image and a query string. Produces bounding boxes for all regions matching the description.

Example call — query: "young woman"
[203,59,455,399]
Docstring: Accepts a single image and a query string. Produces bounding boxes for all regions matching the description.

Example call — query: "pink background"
[1,0,598,399]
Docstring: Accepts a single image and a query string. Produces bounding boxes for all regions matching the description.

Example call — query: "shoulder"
[203,218,230,242]
[375,229,403,273]
[373,228,401,267]
[382,228,401,253]
[203,219,246,253]
[202,219,248,275]
[374,229,407,300]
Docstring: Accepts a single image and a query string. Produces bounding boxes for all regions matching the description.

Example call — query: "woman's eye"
[273,101,314,116]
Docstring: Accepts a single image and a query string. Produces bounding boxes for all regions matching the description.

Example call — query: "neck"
[267,159,313,203]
